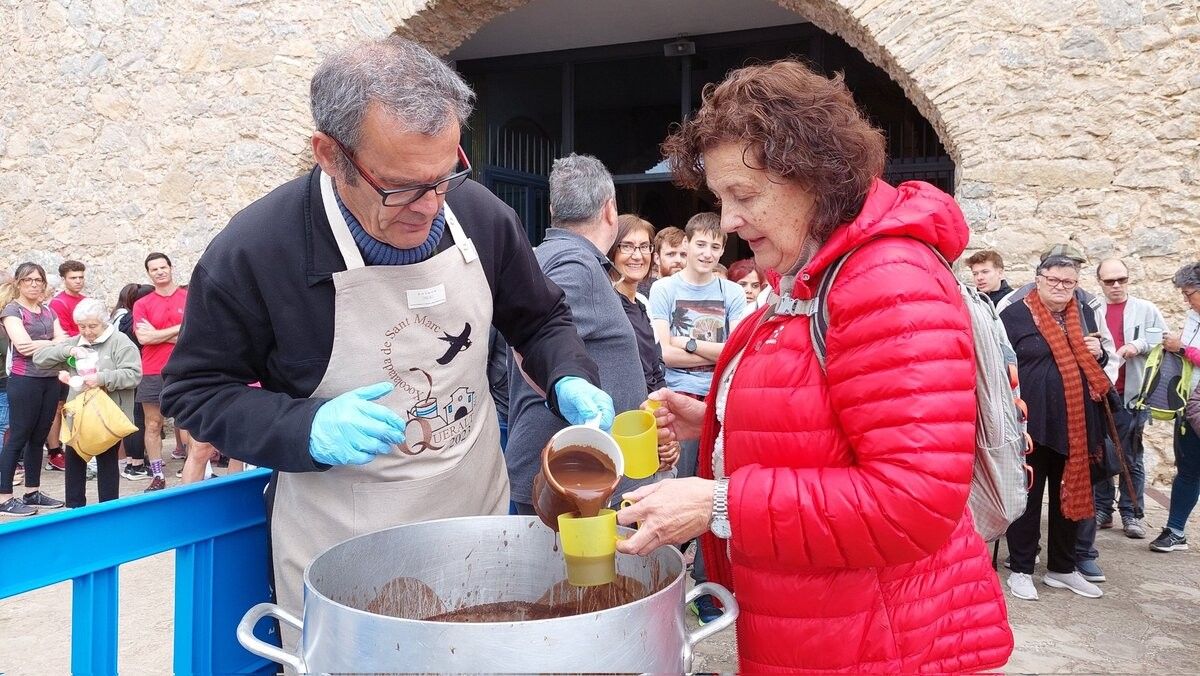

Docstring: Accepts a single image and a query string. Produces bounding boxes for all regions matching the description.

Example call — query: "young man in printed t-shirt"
[647,211,745,624]
[649,213,746,405]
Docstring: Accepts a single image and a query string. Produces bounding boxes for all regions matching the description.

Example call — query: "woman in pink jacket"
[616,60,1014,672]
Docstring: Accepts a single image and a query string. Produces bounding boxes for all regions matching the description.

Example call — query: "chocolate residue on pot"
[363,576,446,619]
[424,600,576,622]
[419,574,652,623]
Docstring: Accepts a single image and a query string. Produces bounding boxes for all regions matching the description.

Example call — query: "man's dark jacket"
[985,280,1014,307]
[161,169,597,472]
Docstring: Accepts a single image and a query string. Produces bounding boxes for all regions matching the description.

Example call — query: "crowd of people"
[968,247,1200,600]
[5,35,1199,673]
[0,254,243,517]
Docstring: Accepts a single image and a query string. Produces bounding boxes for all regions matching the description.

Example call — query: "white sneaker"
[1043,571,1103,598]
[1007,572,1038,600]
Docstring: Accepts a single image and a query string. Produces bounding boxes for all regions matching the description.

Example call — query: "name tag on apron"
[407,284,447,309]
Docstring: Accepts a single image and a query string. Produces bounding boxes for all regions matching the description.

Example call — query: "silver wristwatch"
[711,478,731,539]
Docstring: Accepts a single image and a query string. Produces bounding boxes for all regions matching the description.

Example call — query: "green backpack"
[1133,345,1195,424]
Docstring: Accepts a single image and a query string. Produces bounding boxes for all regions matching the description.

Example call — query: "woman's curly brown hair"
[662,60,886,243]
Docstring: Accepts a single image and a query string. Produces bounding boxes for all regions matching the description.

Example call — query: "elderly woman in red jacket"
[615,60,1014,672]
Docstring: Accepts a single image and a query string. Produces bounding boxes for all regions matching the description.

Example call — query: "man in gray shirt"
[506,154,651,513]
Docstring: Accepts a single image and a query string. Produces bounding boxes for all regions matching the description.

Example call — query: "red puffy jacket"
[699,179,1014,672]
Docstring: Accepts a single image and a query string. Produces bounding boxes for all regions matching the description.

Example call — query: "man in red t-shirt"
[49,260,87,338]
[1090,258,1167,539]
[43,260,89,472]
[133,253,216,490]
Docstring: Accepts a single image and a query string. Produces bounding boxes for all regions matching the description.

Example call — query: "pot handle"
[685,581,739,648]
[236,602,306,673]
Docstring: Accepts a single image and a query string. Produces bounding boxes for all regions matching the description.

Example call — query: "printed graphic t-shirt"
[648,274,746,397]
[133,287,188,376]
[1,301,59,378]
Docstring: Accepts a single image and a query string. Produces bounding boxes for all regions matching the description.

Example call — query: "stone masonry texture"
[1,0,1197,321]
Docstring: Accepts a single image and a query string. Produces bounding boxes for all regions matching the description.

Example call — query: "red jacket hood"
[768,179,969,298]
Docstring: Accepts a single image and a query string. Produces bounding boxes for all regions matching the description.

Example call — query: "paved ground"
[2,436,1198,674]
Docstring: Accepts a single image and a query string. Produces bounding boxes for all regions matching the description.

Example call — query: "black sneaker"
[121,463,151,481]
[22,490,64,509]
[0,497,37,517]
[1149,528,1189,553]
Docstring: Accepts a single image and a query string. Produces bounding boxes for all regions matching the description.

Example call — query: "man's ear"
[312,132,342,179]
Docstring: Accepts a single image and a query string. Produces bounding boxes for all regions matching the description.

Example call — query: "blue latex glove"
[553,376,615,432]
[309,382,407,466]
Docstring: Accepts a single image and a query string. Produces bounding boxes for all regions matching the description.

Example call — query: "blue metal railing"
[0,469,277,675]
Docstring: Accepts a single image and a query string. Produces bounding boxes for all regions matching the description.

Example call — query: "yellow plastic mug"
[557,509,621,587]
[611,409,658,480]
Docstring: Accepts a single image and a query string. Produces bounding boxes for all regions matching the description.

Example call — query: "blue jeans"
[1094,407,1149,520]
[1166,419,1200,535]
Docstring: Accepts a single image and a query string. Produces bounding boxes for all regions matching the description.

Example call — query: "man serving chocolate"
[161,36,612,651]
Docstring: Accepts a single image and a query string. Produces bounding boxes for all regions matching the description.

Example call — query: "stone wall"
[2,0,1197,321]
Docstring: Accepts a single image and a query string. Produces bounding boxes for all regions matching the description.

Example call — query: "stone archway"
[396,0,961,165]
[393,0,1199,311]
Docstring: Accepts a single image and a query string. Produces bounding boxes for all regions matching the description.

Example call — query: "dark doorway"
[457,23,954,249]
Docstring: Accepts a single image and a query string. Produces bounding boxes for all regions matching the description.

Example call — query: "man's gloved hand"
[553,376,615,432]
[309,382,407,466]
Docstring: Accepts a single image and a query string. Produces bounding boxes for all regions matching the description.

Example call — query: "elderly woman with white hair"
[34,298,143,507]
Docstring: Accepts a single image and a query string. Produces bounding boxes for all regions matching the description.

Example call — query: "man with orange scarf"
[1000,253,1113,601]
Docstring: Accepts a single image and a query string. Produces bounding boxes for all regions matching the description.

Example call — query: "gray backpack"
[805,239,1030,542]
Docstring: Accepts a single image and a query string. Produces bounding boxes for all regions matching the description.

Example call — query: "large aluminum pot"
[237,515,736,673]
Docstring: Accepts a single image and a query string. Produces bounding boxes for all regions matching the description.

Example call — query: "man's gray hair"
[73,298,109,325]
[549,154,615,226]
[311,36,475,178]
[1173,261,1200,290]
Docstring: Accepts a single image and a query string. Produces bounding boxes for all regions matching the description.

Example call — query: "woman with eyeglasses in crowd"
[0,262,67,516]
[607,214,679,476]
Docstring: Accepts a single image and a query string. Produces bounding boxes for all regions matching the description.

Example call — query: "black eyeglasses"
[1038,274,1078,289]
[333,139,471,207]
[616,242,653,255]
[1099,277,1129,287]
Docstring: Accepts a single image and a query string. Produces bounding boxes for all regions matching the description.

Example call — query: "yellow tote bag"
[60,389,139,460]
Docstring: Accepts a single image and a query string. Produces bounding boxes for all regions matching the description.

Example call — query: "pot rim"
[301,514,688,625]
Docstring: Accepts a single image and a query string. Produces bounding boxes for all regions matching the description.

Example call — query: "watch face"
[712,520,732,539]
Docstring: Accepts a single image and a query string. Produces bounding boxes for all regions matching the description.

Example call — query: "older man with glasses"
[160,36,611,647]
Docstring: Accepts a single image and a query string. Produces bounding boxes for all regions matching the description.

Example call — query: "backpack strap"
[809,239,953,370]
[808,245,860,370]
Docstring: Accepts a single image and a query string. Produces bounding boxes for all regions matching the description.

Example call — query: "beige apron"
[270,171,509,653]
